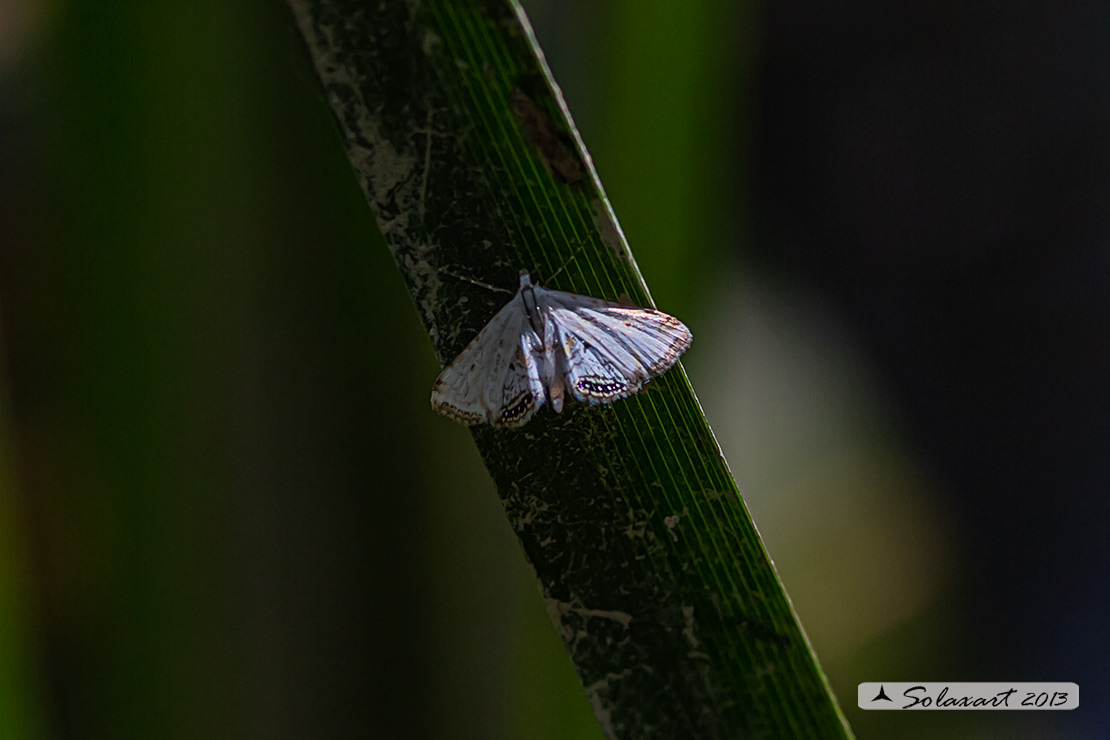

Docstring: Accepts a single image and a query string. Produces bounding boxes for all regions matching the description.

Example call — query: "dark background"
[0,1,1104,738]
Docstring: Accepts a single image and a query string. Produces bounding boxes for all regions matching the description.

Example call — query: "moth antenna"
[438,268,515,295]
[542,240,589,285]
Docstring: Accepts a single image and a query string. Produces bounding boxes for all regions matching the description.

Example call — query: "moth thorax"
[519,279,545,336]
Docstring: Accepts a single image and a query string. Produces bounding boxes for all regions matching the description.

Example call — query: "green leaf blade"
[288,0,853,737]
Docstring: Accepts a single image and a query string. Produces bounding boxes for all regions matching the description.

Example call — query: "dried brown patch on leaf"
[591,198,627,259]
[510,89,583,184]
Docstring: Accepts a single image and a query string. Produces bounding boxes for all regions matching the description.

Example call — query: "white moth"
[431,271,692,428]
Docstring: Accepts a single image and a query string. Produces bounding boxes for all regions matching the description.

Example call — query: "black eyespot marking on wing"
[500,391,534,422]
[575,376,630,401]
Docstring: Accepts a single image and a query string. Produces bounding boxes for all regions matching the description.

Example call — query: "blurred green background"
[1,1,1104,739]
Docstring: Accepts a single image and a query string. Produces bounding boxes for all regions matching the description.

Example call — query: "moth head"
[518,271,535,290]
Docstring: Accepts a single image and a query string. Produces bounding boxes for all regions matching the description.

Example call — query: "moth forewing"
[430,297,524,425]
